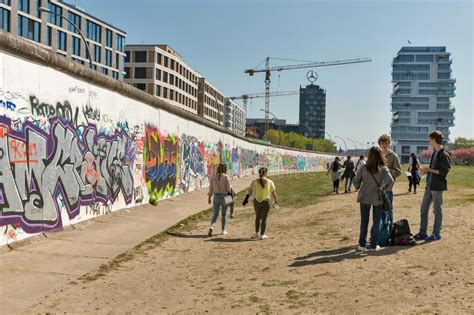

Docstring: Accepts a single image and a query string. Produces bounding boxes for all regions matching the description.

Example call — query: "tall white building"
[224,98,246,137]
[390,46,455,163]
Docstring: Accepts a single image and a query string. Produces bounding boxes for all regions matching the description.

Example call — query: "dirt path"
[32,184,474,314]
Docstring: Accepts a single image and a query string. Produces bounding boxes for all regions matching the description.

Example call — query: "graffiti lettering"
[0,100,17,111]
[82,104,101,122]
[30,96,79,127]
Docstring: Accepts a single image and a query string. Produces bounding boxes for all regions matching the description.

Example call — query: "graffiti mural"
[178,134,207,194]
[0,115,134,233]
[144,125,178,203]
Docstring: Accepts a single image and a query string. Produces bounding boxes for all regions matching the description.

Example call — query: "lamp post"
[318,129,336,153]
[298,121,314,151]
[335,136,347,153]
[260,108,281,145]
[39,7,93,69]
[347,138,358,155]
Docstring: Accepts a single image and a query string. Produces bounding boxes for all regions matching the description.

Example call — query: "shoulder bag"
[369,172,392,212]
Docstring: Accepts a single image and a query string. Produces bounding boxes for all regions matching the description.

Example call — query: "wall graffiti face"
[0,50,335,245]
[0,114,134,233]
[144,125,178,202]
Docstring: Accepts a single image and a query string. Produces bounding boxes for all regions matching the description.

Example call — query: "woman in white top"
[207,163,231,237]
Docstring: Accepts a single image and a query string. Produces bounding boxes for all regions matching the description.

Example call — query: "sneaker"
[222,230,228,235]
[208,228,213,237]
[251,233,260,239]
[260,234,269,240]
[357,246,368,252]
[425,233,442,241]
[414,233,428,241]
[370,245,381,252]
[230,215,234,218]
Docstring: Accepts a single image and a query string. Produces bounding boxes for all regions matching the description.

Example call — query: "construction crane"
[244,57,372,132]
[228,90,299,112]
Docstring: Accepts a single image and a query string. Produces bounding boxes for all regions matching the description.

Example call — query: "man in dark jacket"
[414,131,451,241]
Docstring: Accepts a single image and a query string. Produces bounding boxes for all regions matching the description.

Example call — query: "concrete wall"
[0,33,334,246]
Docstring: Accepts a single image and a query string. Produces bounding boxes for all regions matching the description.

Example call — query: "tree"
[451,137,474,150]
[264,129,336,153]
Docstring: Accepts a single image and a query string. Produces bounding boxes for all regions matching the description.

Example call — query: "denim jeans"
[210,193,228,232]
[359,203,384,249]
[344,176,352,192]
[419,189,444,235]
[386,190,394,222]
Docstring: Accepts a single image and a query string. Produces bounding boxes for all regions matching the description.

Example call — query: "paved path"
[0,177,253,313]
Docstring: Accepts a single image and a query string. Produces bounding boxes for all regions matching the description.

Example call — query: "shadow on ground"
[166,231,208,239]
[290,242,432,267]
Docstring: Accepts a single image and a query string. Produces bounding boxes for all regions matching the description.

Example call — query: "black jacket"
[427,148,451,191]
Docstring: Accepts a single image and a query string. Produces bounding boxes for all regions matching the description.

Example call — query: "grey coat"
[353,165,394,206]
[384,150,402,191]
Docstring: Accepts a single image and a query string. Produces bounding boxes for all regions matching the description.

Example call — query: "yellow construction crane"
[228,90,299,112]
[244,57,372,132]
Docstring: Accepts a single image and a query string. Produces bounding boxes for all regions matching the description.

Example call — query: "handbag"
[216,176,234,206]
[369,172,392,212]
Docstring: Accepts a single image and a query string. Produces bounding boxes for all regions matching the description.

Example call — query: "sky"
[71,0,473,148]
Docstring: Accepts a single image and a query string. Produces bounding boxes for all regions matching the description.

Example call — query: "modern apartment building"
[224,98,246,136]
[0,0,127,80]
[124,44,199,114]
[391,46,456,163]
[299,84,326,139]
[197,77,224,126]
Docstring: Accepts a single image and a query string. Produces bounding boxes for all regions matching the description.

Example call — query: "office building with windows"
[224,98,246,136]
[197,77,224,126]
[299,84,326,139]
[125,44,199,114]
[0,0,127,80]
[390,46,456,163]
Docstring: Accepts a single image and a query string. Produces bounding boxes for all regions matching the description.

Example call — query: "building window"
[163,71,168,83]
[105,49,112,67]
[164,56,169,68]
[156,85,161,97]
[72,36,81,56]
[1,0,11,5]
[134,51,147,62]
[398,55,414,62]
[101,67,108,75]
[170,59,175,70]
[156,53,161,65]
[125,51,130,62]
[135,67,146,79]
[18,15,40,42]
[105,29,113,47]
[136,83,146,91]
[57,30,67,51]
[116,34,125,52]
[124,67,130,79]
[93,44,101,63]
[112,71,119,80]
[47,1,62,26]
[0,8,10,32]
[415,54,434,62]
[74,58,84,65]
[18,0,29,13]
[438,72,450,80]
[156,68,161,80]
[67,11,81,33]
[46,25,52,45]
[169,74,174,86]
[86,20,101,42]
[163,87,168,99]
[115,53,121,70]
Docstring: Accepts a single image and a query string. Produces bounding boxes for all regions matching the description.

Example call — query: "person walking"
[242,167,279,240]
[355,155,366,173]
[408,153,421,194]
[326,157,343,194]
[207,163,232,237]
[414,131,452,242]
[377,134,402,245]
[342,155,356,193]
[353,147,394,252]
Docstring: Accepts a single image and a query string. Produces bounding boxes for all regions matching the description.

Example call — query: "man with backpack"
[414,131,451,242]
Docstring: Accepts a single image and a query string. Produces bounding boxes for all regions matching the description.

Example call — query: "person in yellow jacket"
[242,167,279,240]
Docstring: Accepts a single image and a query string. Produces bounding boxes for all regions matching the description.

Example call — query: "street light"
[39,7,93,69]
[335,136,348,153]
[297,121,314,151]
[260,108,281,145]
[318,129,336,153]
[347,138,358,154]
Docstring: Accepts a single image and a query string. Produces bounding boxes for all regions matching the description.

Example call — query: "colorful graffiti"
[178,134,206,194]
[0,115,134,233]
[144,125,178,203]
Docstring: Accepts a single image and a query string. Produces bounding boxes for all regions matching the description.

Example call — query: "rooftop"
[398,46,446,54]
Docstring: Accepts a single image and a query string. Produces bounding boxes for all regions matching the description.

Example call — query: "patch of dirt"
[32,185,474,313]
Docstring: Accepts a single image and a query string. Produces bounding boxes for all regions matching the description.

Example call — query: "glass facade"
[67,11,81,33]
[0,7,9,31]
[86,20,101,42]
[105,49,112,67]
[116,34,125,52]
[57,30,66,51]
[299,84,326,139]
[93,44,101,62]
[391,46,455,163]
[72,36,80,56]
[106,29,112,47]
[48,1,62,27]
[18,15,40,42]
[18,0,29,13]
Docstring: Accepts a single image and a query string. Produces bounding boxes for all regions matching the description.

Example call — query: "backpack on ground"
[390,219,416,246]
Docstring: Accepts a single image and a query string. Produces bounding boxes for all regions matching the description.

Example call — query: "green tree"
[264,129,336,153]
[451,137,474,150]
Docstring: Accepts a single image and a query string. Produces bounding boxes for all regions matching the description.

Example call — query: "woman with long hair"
[242,167,279,240]
[353,147,394,252]
[207,163,231,237]
[326,157,343,194]
[408,153,420,194]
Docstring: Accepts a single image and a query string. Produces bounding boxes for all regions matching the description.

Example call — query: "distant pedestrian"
[353,147,394,252]
[242,167,279,240]
[355,155,366,173]
[326,157,343,194]
[408,153,420,194]
[208,163,231,237]
[378,134,402,245]
[342,155,356,193]
[414,131,452,242]
[229,187,236,218]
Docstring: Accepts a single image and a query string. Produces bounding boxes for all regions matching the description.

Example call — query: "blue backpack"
[378,211,393,246]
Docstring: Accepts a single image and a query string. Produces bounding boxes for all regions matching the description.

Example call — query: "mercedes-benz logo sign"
[306,70,318,83]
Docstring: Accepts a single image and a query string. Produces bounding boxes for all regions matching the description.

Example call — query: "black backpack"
[390,219,416,246]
